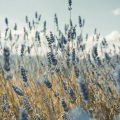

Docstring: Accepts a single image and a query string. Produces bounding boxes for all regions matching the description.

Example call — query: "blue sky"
[0,0,120,35]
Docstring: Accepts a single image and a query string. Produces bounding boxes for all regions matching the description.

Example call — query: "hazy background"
[0,0,120,55]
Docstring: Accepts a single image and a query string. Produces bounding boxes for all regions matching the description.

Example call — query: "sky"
[0,0,120,55]
[0,0,120,34]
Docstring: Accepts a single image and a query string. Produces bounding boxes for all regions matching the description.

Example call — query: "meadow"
[0,1,120,120]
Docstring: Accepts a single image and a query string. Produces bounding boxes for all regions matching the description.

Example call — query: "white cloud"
[113,8,120,16]
[84,31,120,57]
[104,31,120,55]
[105,31,120,41]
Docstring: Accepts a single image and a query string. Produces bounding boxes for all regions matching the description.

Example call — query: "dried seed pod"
[12,85,24,96]
[61,98,69,112]
[5,18,8,26]
[3,46,10,72]
[77,76,89,104]
[43,76,52,88]
[68,88,76,102]
[19,106,30,120]
[114,65,120,92]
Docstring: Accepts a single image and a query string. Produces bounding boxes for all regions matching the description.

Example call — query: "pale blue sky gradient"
[0,0,120,35]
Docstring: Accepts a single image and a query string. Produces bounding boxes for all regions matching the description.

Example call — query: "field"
[0,1,120,120]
